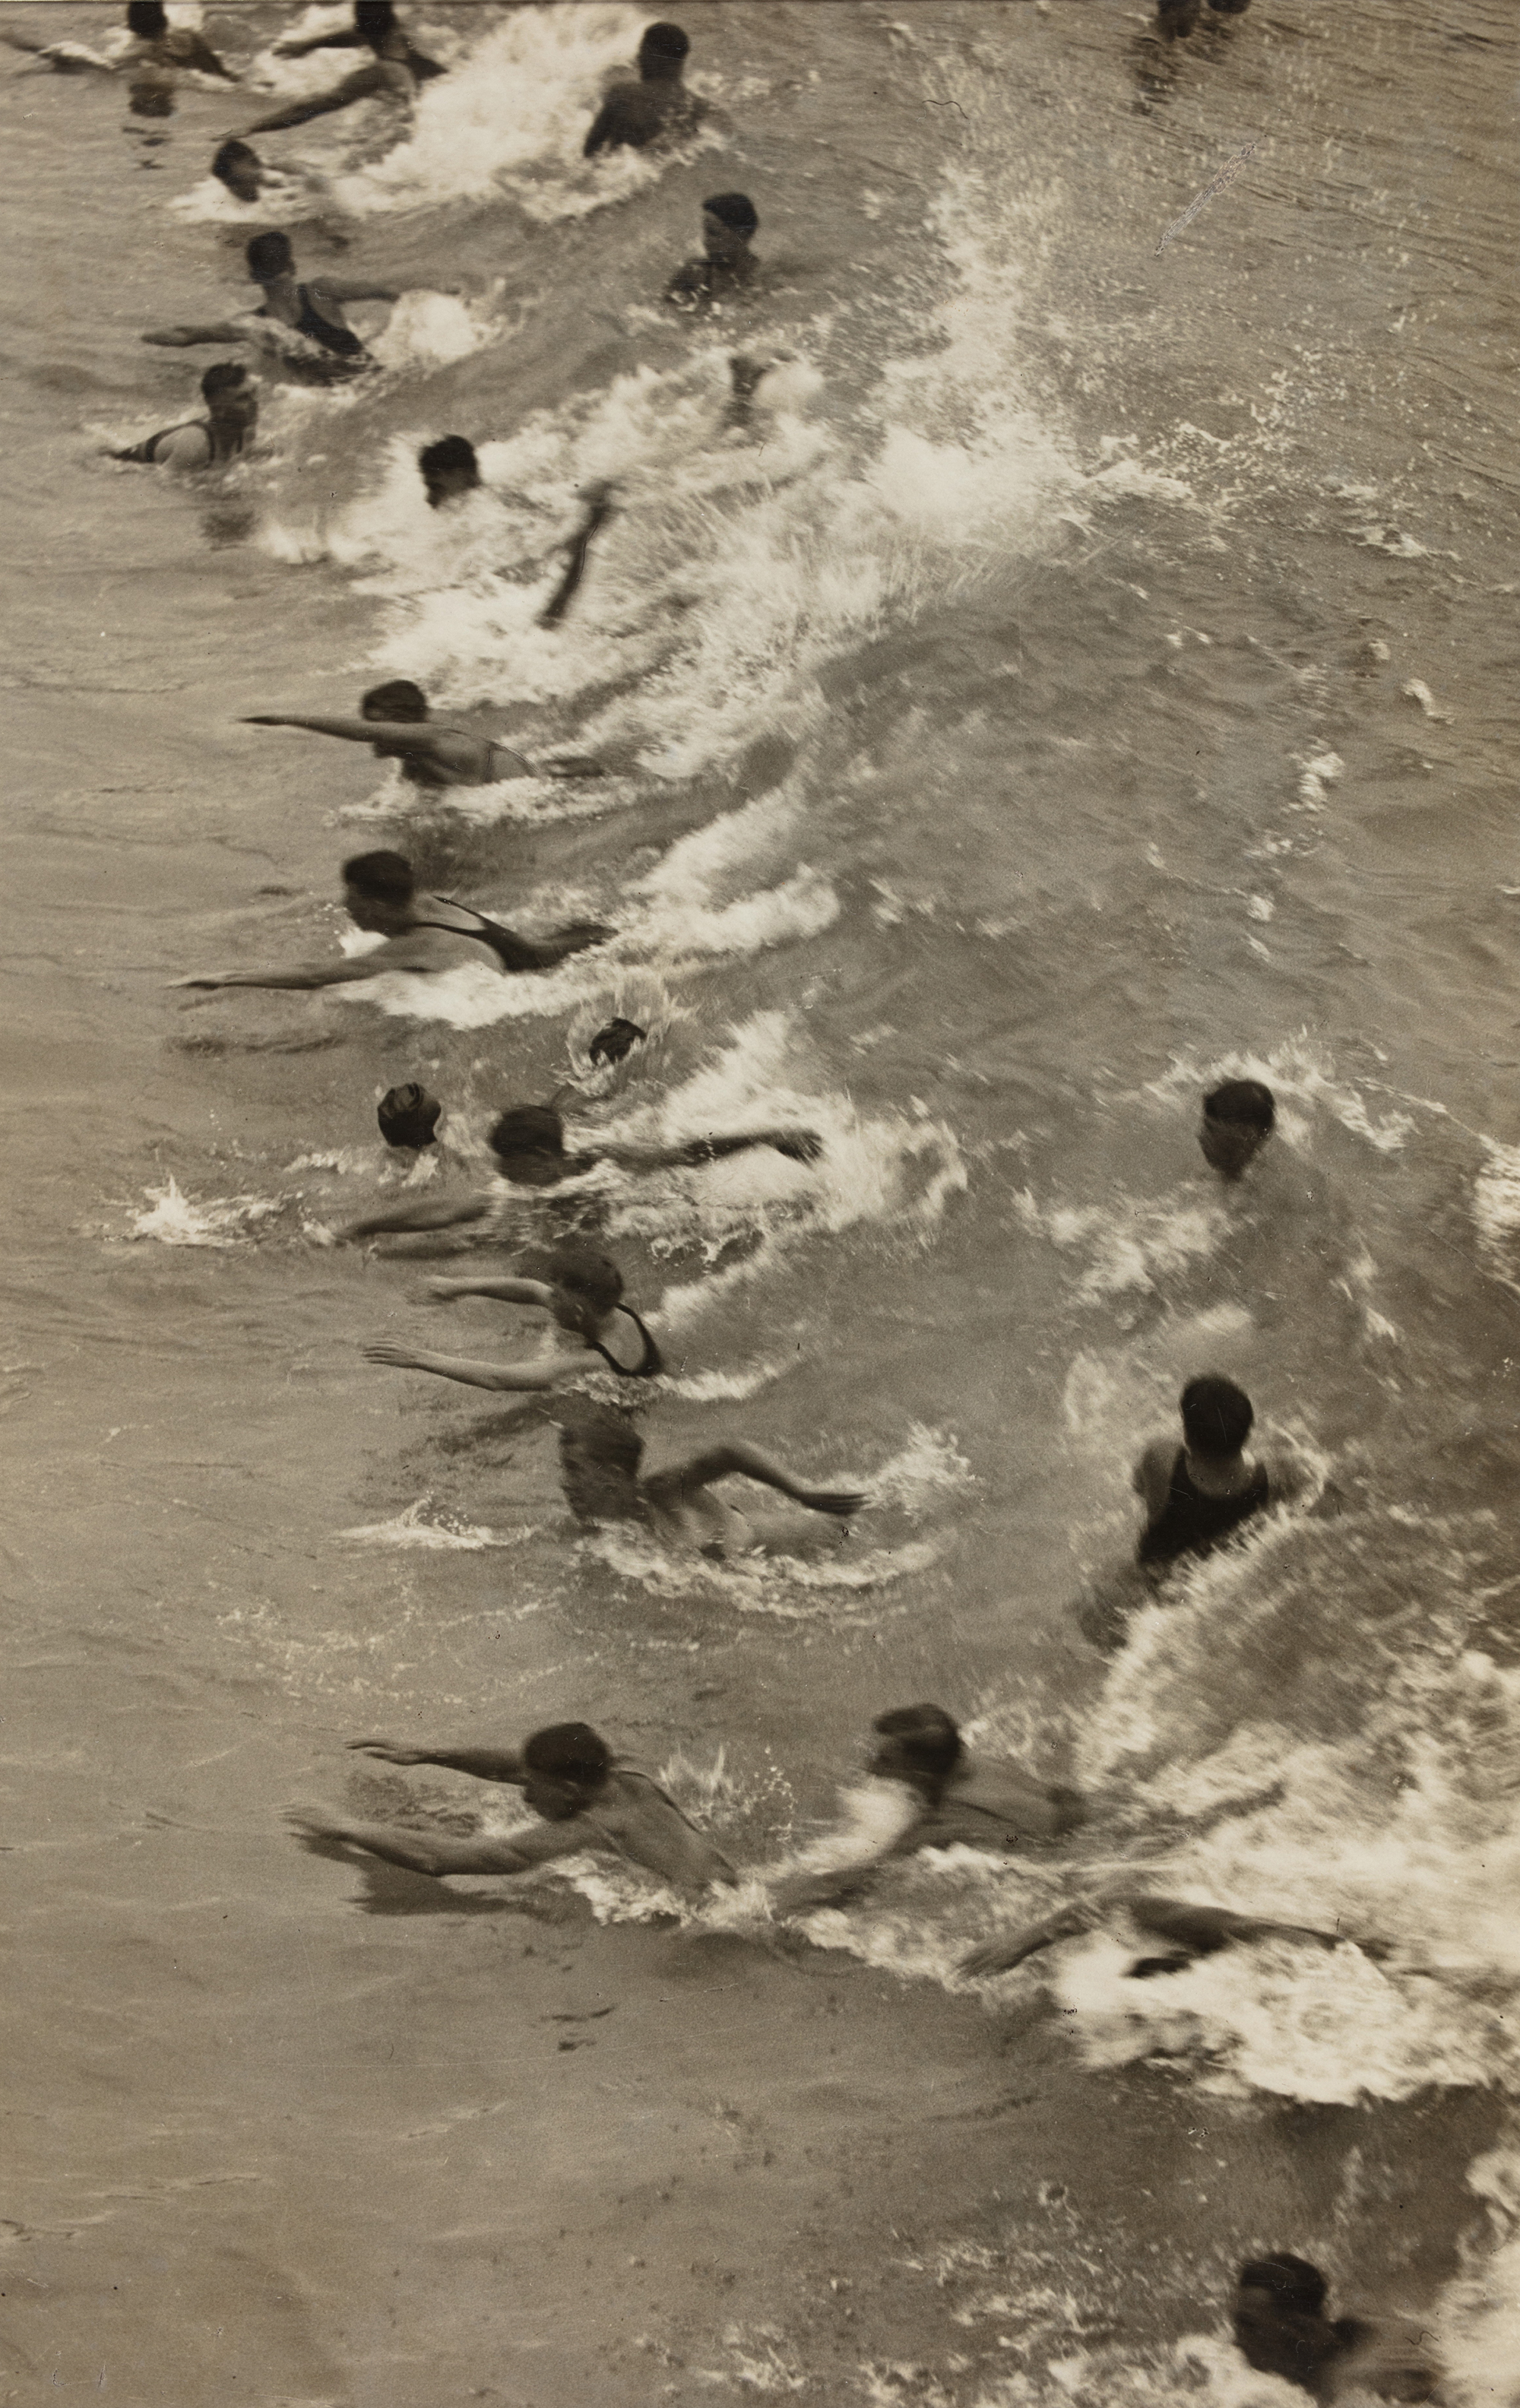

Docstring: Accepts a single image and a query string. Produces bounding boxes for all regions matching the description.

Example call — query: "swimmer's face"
[522,1772,589,1821]
[1198,1112,1269,1181]
[423,465,479,509]
[209,384,258,439]
[342,881,407,935]
[701,211,751,265]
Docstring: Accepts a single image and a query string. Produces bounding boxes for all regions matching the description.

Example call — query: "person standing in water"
[290,1722,737,1896]
[142,231,401,373]
[242,680,602,791]
[112,361,257,469]
[665,194,760,311]
[583,22,707,155]
[173,850,610,995]
[272,1,444,84]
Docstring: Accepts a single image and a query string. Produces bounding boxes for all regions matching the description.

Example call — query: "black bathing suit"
[115,417,207,464]
[1136,1450,1271,1571]
[293,284,366,357]
[586,1305,663,1379]
[412,900,612,975]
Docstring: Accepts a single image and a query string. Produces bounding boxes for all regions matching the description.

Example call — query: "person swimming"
[272,1,444,84]
[958,1887,1373,1985]
[173,849,611,995]
[1198,1077,1275,1181]
[5,0,234,82]
[583,21,707,156]
[112,360,257,470]
[365,1237,665,1392]
[587,1017,646,1069]
[337,1098,822,1237]
[239,3,423,136]
[290,1719,737,1896]
[142,230,399,375]
[413,439,615,629]
[772,1704,1088,1915]
[665,193,759,312]
[376,1082,442,1152]
[1230,2256,1439,2403]
[242,679,602,791]
[549,1414,866,1557]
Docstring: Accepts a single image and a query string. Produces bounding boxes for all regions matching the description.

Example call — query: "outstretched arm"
[347,1738,527,1785]
[274,27,365,55]
[172,955,401,991]
[143,321,249,347]
[425,1277,557,1306]
[363,1342,578,1393]
[337,1195,492,1240]
[603,1128,824,1172]
[645,1440,866,1519]
[242,712,385,746]
[242,60,400,132]
[287,1807,591,1877]
[537,485,616,629]
[1126,1895,1351,1956]
[958,1899,1100,1979]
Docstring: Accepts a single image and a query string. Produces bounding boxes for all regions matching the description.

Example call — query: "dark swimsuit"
[586,1306,664,1380]
[116,417,207,464]
[292,284,366,357]
[412,901,611,975]
[1136,1450,1270,1571]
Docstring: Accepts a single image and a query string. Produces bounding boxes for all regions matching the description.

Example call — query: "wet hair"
[1180,1374,1254,1459]
[126,1,168,35]
[872,1703,964,1782]
[587,1017,647,1069]
[377,1083,441,1149]
[703,192,759,237]
[212,138,259,189]
[341,849,415,905]
[245,231,294,284]
[201,362,249,401]
[353,0,397,43]
[638,21,689,67]
[1238,2258,1328,2317]
[1204,1079,1275,1134]
[417,436,480,496]
[361,679,429,724]
[522,1722,613,1789]
[488,1104,566,1164]
[546,1240,625,1329]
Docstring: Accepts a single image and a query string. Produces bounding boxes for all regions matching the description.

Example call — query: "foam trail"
[128,1177,284,1247]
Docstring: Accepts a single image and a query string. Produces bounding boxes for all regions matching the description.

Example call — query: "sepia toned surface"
[3,2,1517,2400]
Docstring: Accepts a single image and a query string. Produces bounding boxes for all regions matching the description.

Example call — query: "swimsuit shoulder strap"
[587,1305,664,1380]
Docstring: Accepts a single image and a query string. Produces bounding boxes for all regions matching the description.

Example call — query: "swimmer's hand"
[143,328,201,347]
[171,974,229,989]
[346,1739,427,1766]
[424,1279,470,1300]
[364,1342,427,1370]
[958,1902,1097,1979]
[539,755,605,780]
[285,1804,353,1842]
[769,1130,824,1164]
[795,1486,867,1519]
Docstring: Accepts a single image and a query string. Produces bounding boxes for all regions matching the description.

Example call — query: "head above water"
[638,21,689,78]
[488,1104,568,1184]
[342,848,415,932]
[521,1719,613,1817]
[377,1082,441,1149]
[246,230,295,287]
[361,679,429,724]
[1231,2257,1343,2387]
[212,139,263,202]
[1237,2258,1328,2317]
[353,0,398,48]
[869,1703,964,1799]
[543,1240,625,1337]
[1180,1374,1254,1462]
[702,192,758,260]
[1199,1078,1275,1180]
[418,435,480,509]
[201,360,258,438]
[126,0,168,36]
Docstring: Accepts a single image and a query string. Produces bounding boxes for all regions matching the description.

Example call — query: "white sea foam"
[337,1498,529,1550]
[128,1177,284,1247]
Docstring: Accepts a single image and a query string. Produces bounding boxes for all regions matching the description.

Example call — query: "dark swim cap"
[639,21,690,62]
[1203,1079,1275,1132]
[246,230,294,282]
[343,850,415,905]
[488,1104,565,1162]
[522,1722,613,1786]
[1238,2258,1328,2316]
[362,680,429,724]
[127,0,169,35]
[703,192,758,236]
[1180,1374,1254,1458]
[417,435,480,487]
[587,1018,647,1068]
[872,1703,964,1778]
[377,1084,441,1149]
[212,138,259,185]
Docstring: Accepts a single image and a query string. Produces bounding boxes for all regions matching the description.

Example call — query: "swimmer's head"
[869,1703,963,1804]
[543,1240,624,1337]
[246,230,295,288]
[702,192,758,262]
[418,436,480,510]
[521,1719,613,1817]
[341,848,415,933]
[353,0,397,49]
[557,1412,644,1525]
[587,1018,648,1069]
[212,139,263,203]
[1180,1374,1253,1462]
[488,1105,568,1188]
[377,1083,442,1150]
[126,1,168,36]
[361,679,430,725]
[638,21,689,78]
[1232,2258,1341,2384]
[1199,1078,1275,1181]
[201,360,258,437]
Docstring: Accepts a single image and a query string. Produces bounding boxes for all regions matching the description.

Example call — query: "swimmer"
[273,0,444,83]
[143,230,398,371]
[665,193,759,312]
[959,1886,1372,1983]
[549,1417,866,1557]
[413,441,614,628]
[1231,2257,1439,2403]
[242,680,602,791]
[173,849,611,993]
[5,0,233,80]
[366,1237,665,1388]
[587,1017,646,1069]
[290,1719,736,1896]
[337,1098,822,1234]
[773,1704,1088,1915]
[376,1082,442,1151]
[239,5,420,135]
[1199,1077,1275,1182]
[583,21,707,156]
[538,482,616,629]
[1075,1374,1306,1652]
[112,360,257,469]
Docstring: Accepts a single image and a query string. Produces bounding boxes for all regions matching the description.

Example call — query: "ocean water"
[6,2,1520,2400]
